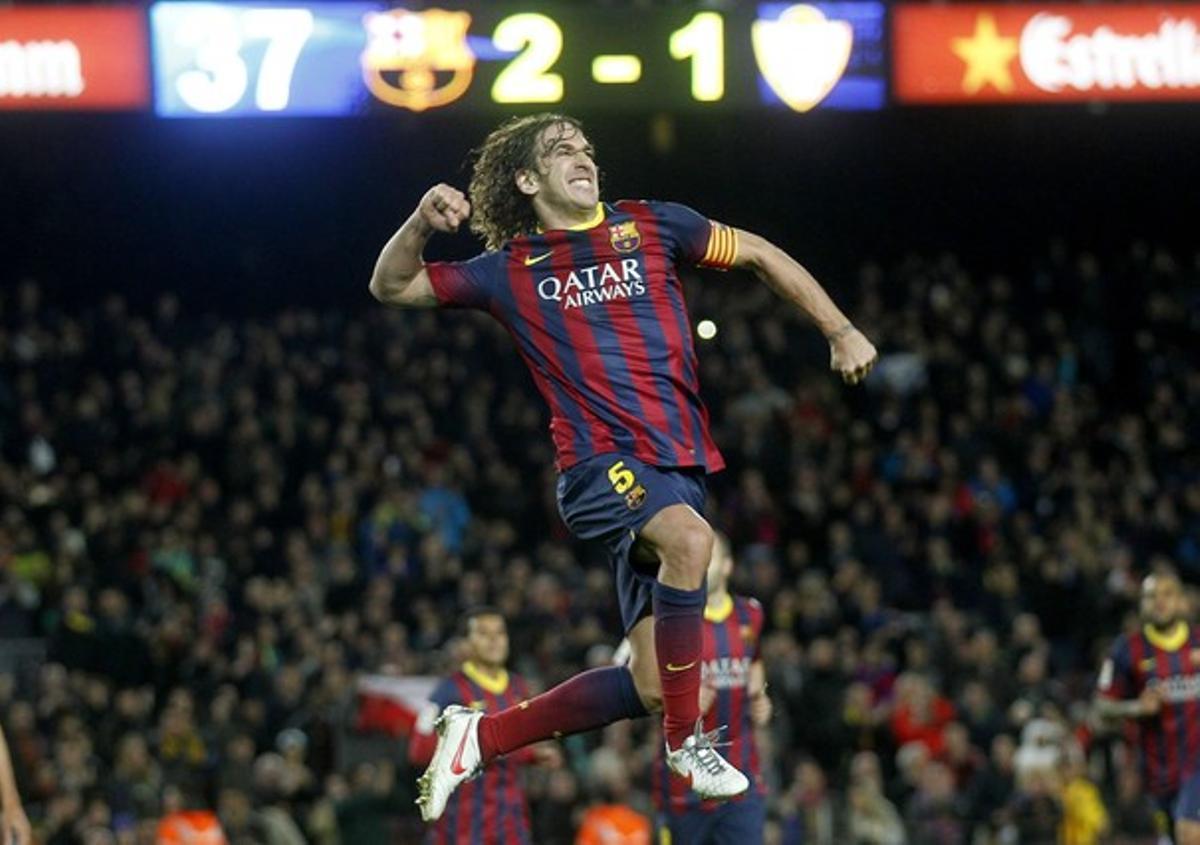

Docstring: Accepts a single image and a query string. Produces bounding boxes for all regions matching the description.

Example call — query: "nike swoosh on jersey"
[665,661,697,672]
[524,252,553,266]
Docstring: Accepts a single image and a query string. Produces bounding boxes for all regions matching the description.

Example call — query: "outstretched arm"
[0,724,30,845]
[369,184,471,309]
[1094,687,1161,726]
[732,229,878,385]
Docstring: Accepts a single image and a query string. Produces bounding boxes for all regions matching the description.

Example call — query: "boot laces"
[688,723,732,778]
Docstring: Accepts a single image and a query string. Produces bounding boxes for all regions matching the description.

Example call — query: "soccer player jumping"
[369,113,878,822]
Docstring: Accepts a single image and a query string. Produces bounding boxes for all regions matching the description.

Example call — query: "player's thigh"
[627,616,661,704]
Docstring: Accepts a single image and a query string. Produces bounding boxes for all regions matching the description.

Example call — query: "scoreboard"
[3,2,1198,115]
[147,2,886,117]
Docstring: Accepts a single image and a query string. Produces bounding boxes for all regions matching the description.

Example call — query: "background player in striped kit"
[408,608,562,845]
[1096,571,1200,845]
[653,532,770,844]
[369,113,877,821]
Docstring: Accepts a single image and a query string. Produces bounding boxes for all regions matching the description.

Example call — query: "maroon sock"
[477,666,646,764]
[654,581,706,750]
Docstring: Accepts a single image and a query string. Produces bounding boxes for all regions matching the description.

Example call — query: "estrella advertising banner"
[0,7,148,110]
[894,4,1200,103]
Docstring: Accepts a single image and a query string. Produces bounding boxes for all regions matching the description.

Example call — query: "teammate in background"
[653,532,770,844]
[370,113,877,821]
[408,607,561,845]
[1096,571,1200,845]
[0,722,30,845]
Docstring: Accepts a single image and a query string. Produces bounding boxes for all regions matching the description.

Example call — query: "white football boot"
[665,720,750,800]
[415,705,484,822]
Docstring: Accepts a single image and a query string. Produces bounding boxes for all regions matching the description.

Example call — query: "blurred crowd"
[0,237,1197,844]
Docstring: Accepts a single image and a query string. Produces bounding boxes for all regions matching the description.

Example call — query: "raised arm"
[369,184,471,309]
[0,723,30,845]
[732,229,878,385]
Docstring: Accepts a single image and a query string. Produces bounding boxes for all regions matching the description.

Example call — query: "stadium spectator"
[0,236,1196,841]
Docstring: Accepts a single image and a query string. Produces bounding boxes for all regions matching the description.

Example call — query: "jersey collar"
[704,594,734,624]
[1144,621,1189,652]
[462,661,509,695]
[536,203,605,234]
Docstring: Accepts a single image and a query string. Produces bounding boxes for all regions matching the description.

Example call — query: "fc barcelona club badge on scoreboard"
[361,8,475,112]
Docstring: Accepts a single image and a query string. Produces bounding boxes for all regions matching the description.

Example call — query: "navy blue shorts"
[556,453,707,633]
[1173,769,1200,824]
[658,795,766,844]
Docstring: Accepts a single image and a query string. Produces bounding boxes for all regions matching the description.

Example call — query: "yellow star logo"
[952,13,1019,95]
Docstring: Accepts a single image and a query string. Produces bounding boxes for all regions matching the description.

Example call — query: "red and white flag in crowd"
[354,674,439,738]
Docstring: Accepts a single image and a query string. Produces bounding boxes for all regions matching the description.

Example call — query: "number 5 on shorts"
[608,460,636,494]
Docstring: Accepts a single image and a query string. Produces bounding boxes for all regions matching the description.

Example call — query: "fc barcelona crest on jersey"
[625,484,647,510]
[609,221,641,253]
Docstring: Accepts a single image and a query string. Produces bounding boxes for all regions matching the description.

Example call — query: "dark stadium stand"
[1,234,1195,842]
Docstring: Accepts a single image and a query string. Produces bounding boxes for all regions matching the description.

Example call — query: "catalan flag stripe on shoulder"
[699,222,737,271]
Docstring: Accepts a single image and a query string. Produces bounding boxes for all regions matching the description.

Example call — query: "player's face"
[466,614,509,669]
[1141,575,1184,628]
[530,123,599,212]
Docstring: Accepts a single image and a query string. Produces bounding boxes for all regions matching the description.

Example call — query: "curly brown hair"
[468,113,590,250]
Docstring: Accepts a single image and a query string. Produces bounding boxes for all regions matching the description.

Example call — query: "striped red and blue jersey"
[1097,623,1200,797]
[426,200,738,472]
[653,594,766,815]
[417,664,534,845]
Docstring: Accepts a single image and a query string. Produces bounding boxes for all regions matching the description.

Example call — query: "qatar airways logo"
[1146,673,1200,704]
[1020,13,1200,93]
[536,258,646,311]
[702,656,752,690]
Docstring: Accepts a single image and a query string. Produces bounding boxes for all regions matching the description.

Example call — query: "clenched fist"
[829,324,878,386]
[418,183,471,233]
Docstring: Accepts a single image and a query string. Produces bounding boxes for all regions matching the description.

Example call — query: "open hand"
[829,325,878,385]
[418,183,471,233]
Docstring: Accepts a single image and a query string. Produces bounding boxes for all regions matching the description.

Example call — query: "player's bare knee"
[1179,823,1200,845]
